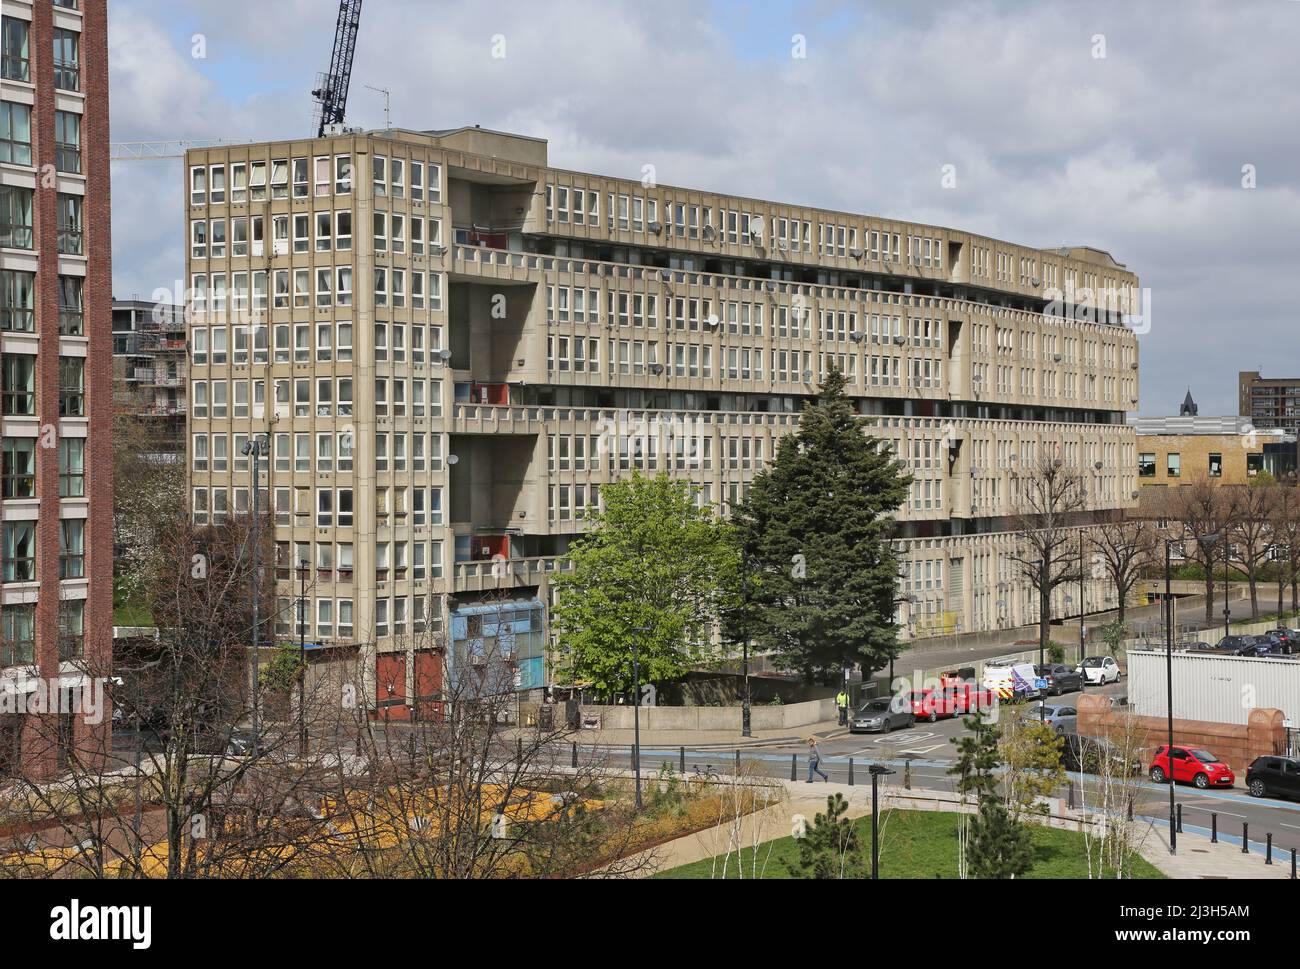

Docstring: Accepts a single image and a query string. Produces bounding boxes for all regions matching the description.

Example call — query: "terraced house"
[184,124,1140,717]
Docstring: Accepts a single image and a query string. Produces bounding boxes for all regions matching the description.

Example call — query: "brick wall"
[1077,694,1286,773]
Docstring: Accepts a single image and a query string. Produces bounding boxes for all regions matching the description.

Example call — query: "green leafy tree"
[784,793,868,879]
[1001,719,1065,822]
[729,368,911,679]
[551,472,737,695]
[949,709,1002,799]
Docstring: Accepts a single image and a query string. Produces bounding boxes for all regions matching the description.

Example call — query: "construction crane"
[311,0,364,138]
[111,139,234,160]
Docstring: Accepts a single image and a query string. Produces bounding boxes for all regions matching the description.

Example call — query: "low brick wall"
[1076,694,1286,773]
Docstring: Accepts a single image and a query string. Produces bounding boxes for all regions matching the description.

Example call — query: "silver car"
[1020,703,1078,734]
[850,697,915,734]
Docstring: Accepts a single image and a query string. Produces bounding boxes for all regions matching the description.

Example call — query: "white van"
[981,660,1043,701]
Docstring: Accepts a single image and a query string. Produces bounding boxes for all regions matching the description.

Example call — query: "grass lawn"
[654,809,1166,879]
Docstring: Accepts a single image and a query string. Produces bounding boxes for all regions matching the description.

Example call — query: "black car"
[1215,635,1257,654]
[1245,756,1300,800]
[1034,663,1084,696]
[1267,629,1295,653]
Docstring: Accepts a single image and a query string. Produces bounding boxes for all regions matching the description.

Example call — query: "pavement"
[530,719,848,751]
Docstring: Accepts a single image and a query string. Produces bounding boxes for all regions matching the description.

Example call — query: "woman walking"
[806,737,829,782]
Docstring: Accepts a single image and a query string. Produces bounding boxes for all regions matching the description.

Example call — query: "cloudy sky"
[108,0,1300,416]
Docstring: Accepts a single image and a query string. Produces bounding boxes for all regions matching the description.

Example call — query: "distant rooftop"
[1130,414,1294,442]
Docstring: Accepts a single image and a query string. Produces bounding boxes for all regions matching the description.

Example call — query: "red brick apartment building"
[0,0,111,779]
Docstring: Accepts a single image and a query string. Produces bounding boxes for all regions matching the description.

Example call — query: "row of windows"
[189,155,443,207]
[192,486,354,528]
[1,354,85,416]
[1,17,79,91]
[190,377,353,420]
[0,101,79,172]
[0,186,82,253]
[544,184,941,270]
[0,270,83,334]
[193,211,443,262]
[1,599,84,668]
[274,596,354,641]
[188,268,443,315]
[1,517,84,584]
[1,436,85,498]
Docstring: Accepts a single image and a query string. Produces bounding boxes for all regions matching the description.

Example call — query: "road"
[586,677,1300,864]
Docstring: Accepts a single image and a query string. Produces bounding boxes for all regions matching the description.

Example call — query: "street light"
[298,559,309,755]
[629,624,651,810]
[740,545,752,739]
[241,437,266,746]
[869,764,895,878]
[1165,530,1220,855]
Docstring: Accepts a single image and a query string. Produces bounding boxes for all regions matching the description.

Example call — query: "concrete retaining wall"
[581,697,836,733]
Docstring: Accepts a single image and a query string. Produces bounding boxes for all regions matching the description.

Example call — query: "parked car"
[1034,663,1084,696]
[941,684,998,716]
[906,689,959,723]
[1148,745,1235,789]
[1059,733,1142,777]
[850,697,915,734]
[1076,655,1121,685]
[1178,641,1215,653]
[1019,703,1078,734]
[1266,629,1295,653]
[1245,756,1300,800]
[1215,634,1258,655]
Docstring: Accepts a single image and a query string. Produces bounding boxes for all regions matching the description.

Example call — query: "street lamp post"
[869,764,895,878]
[298,559,309,755]
[1222,534,1231,642]
[1078,528,1086,668]
[1163,537,1177,854]
[630,624,650,811]
[741,546,751,739]
[242,437,265,746]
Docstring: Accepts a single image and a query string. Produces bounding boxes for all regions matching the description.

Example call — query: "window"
[53,110,79,173]
[292,157,309,199]
[1,354,33,415]
[1166,453,1180,478]
[59,438,85,497]
[1138,453,1155,478]
[57,194,82,255]
[0,270,33,332]
[270,158,289,199]
[2,521,34,583]
[57,356,83,417]
[1,17,29,83]
[0,185,32,249]
[0,101,31,166]
[57,600,83,660]
[59,519,84,579]
[53,28,79,91]
[1,437,34,498]
[1,604,34,666]
[1208,453,1222,477]
[335,155,353,194]
[58,276,83,335]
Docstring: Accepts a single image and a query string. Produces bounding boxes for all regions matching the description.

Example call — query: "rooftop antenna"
[365,85,392,130]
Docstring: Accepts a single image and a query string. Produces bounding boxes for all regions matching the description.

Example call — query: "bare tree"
[1090,520,1157,626]
[1158,478,1230,625]
[1225,480,1276,620]
[1270,484,1300,617]
[1008,456,1088,652]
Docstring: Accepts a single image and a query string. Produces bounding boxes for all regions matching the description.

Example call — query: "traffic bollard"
[735,749,740,775]
[848,758,855,786]
[1211,813,1217,843]
[571,742,578,768]
[904,758,912,790]
[791,754,798,782]
[679,746,686,775]
[1266,833,1273,865]
[1067,781,1074,810]
[1242,822,1249,854]
[1176,804,1182,833]
[1292,848,1296,880]
[517,737,523,764]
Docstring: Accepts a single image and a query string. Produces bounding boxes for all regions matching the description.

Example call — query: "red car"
[906,690,957,722]
[1148,745,1236,789]
[944,685,997,715]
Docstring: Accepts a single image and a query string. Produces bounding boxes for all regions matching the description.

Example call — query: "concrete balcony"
[452,555,572,594]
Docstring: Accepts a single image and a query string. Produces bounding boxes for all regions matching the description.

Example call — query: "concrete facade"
[183,126,1141,713]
